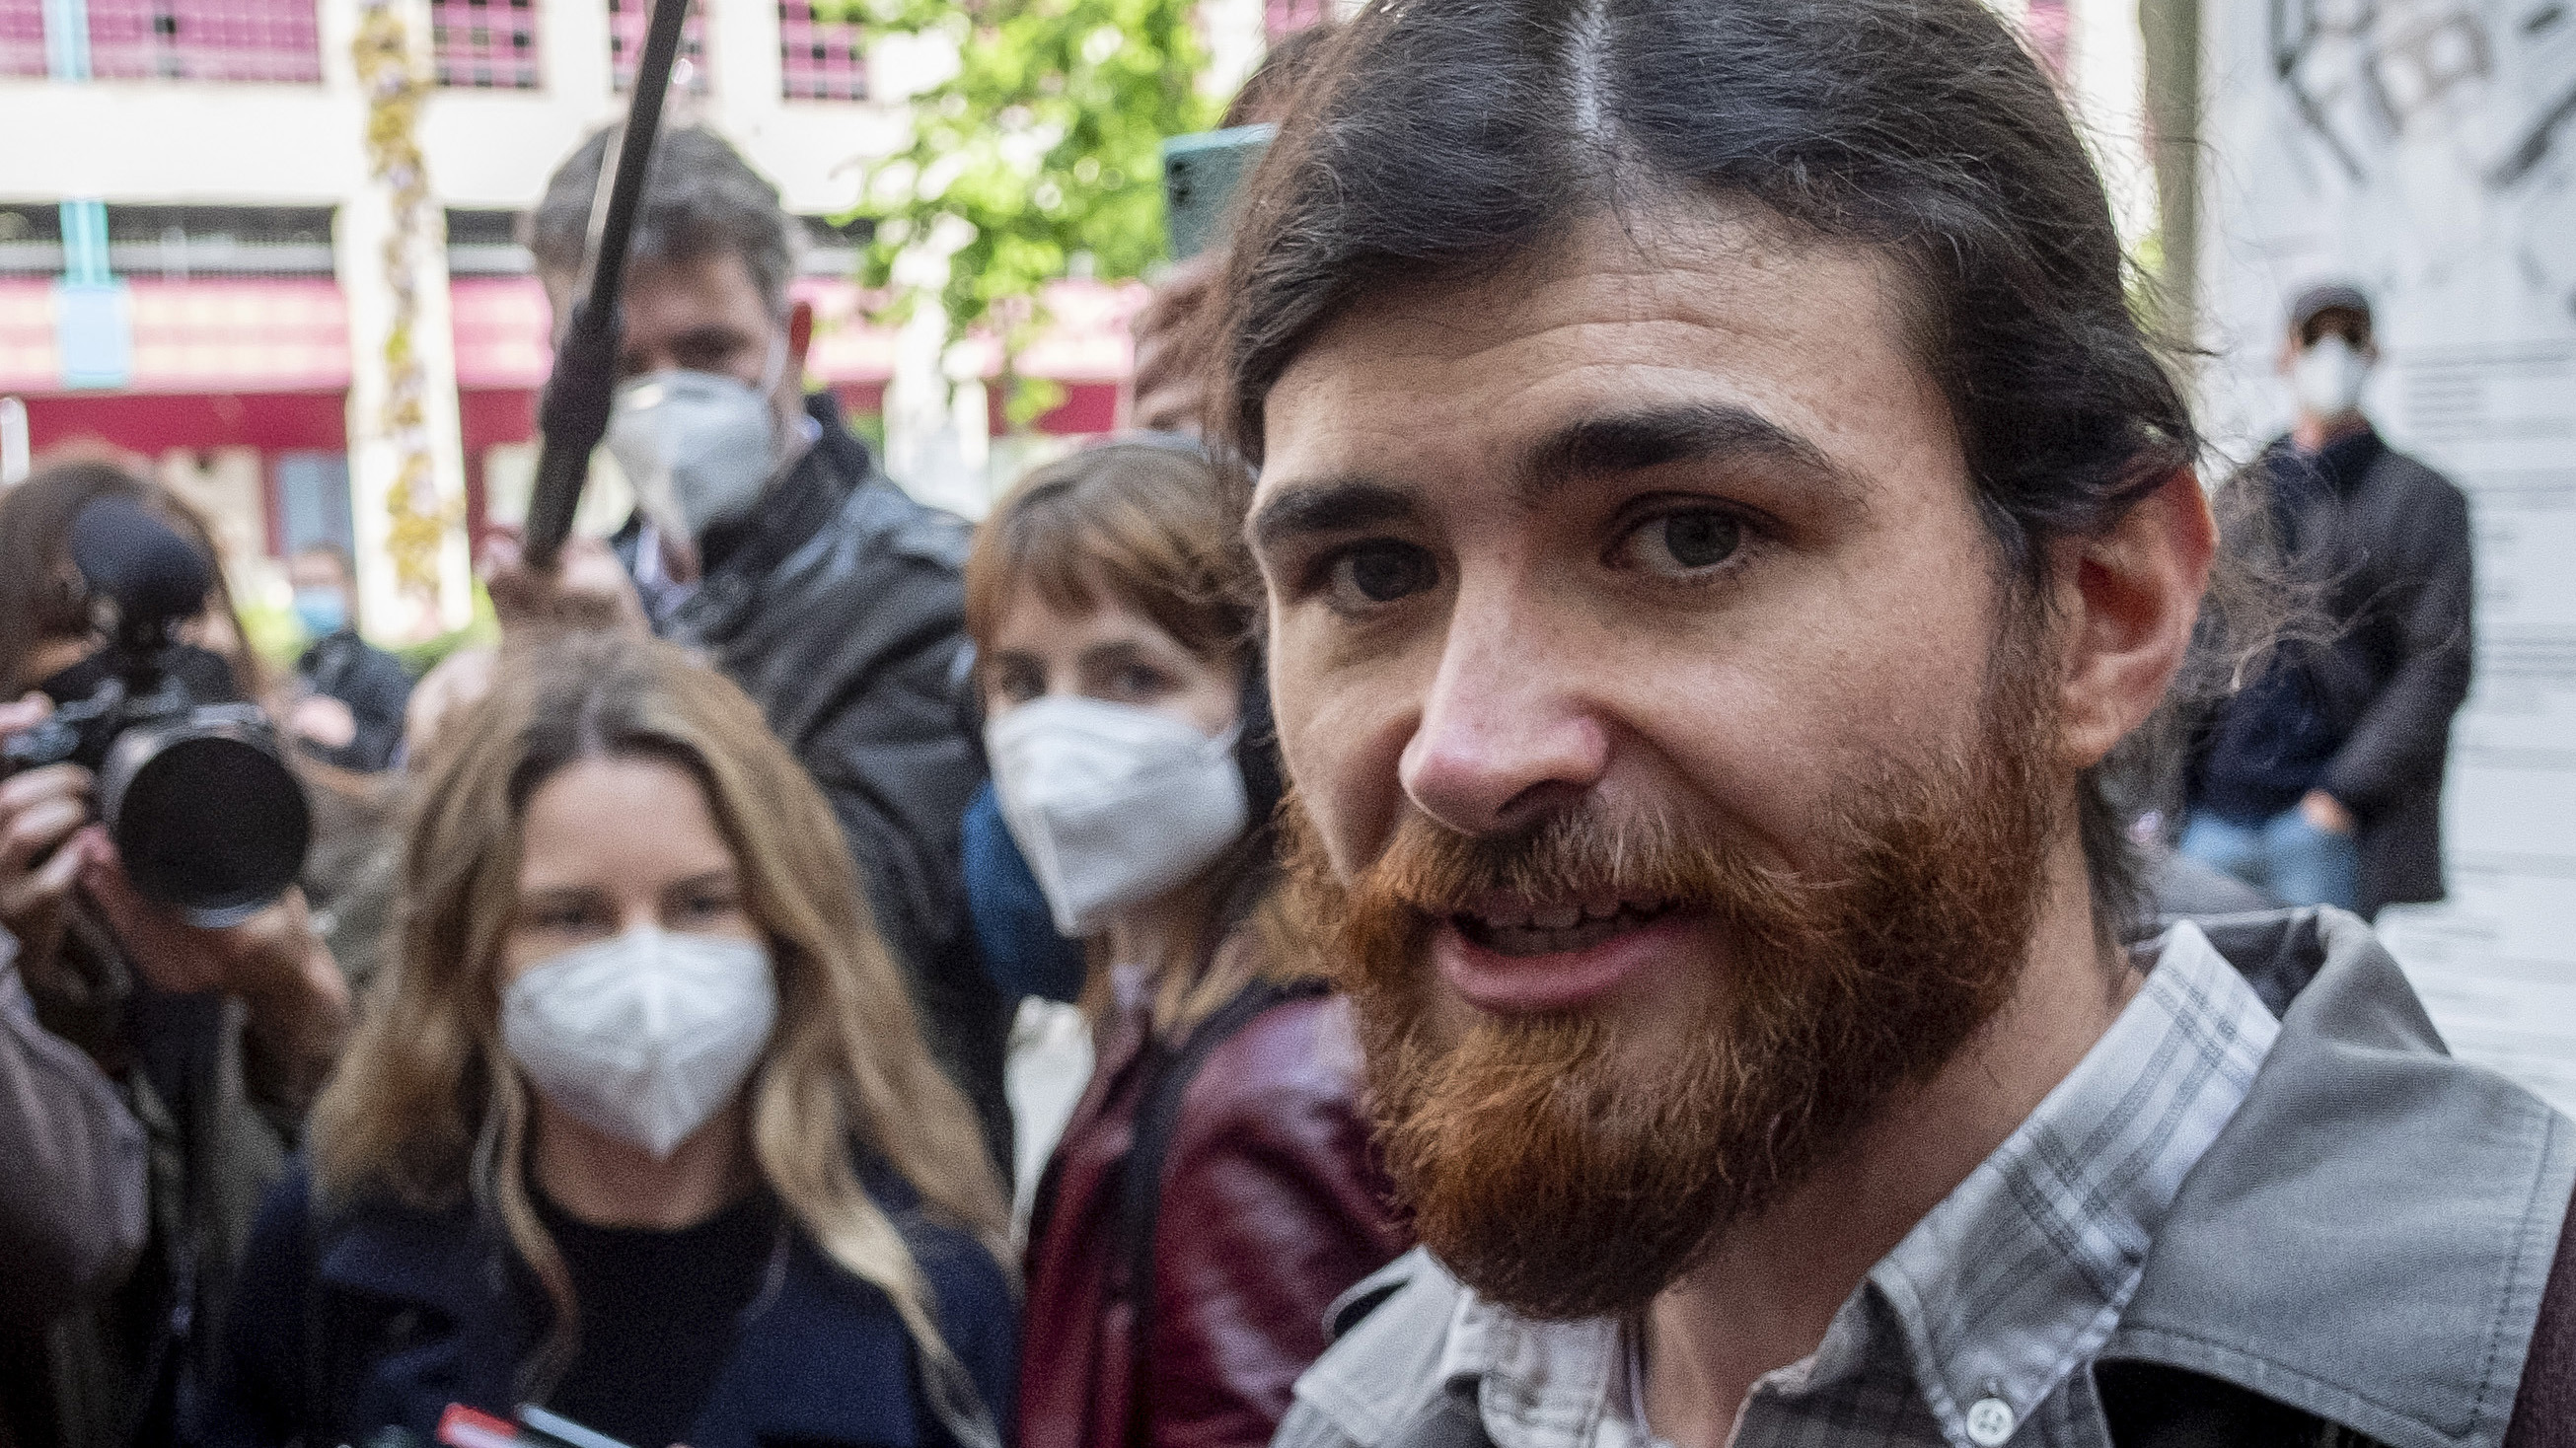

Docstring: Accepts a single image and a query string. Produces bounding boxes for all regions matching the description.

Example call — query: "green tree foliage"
[837,0,1217,422]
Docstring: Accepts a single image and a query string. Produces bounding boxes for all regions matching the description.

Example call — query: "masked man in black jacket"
[2179,284,2474,918]
[488,125,1010,1165]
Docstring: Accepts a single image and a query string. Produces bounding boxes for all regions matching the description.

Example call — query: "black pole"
[521,0,693,569]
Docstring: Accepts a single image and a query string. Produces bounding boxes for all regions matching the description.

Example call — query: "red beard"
[1285,621,2065,1320]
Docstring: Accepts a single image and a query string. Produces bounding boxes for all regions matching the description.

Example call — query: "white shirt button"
[1964,1396,2017,1446]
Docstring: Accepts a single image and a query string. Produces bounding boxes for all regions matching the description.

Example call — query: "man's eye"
[1622,510,1745,577]
[1110,665,1172,699]
[1326,542,1437,609]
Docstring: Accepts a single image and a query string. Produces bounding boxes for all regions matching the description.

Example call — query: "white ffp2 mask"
[2292,334,2370,419]
[985,695,1250,938]
[501,926,777,1160]
[607,358,784,539]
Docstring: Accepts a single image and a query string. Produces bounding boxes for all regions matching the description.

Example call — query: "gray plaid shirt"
[1437,922,2281,1448]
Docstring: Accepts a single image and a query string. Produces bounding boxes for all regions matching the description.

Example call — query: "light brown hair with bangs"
[964,443,1309,1035]
[963,442,1252,670]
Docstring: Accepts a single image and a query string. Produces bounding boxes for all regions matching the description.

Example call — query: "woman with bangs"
[196,632,1015,1448]
[970,443,1407,1448]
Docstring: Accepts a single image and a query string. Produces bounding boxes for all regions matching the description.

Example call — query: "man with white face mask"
[2178,283,2474,916]
[488,125,1012,1172]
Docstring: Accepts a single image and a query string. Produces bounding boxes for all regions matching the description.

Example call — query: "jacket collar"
[2104,907,2575,1448]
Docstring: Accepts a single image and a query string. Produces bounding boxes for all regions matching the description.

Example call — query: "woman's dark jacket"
[1019,938,1410,1448]
[192,1159,1018,1448]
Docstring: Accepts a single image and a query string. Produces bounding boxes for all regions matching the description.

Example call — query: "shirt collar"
[1863,921,2278,1447]
[1437,921,2279,1448]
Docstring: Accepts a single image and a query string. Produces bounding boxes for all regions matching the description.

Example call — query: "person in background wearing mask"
[0,459,351,1448]
[284,543,411,774]
[482,124,1011,1173]
[2179,283,2474,915]
[196,632,1016,1448]
[969,444,1409,1448]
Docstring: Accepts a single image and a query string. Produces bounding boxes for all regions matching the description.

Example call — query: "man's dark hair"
[1217,0,2221,942]
[1221,22,1339,128]
[524,124,801,314]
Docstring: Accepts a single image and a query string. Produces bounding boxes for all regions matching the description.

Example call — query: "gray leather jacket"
[1281,908,2572,1448]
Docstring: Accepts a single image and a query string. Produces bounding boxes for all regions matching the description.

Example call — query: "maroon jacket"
[1019,955,1408,1448]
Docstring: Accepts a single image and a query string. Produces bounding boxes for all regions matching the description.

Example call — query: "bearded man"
[1217,3,2575,1447]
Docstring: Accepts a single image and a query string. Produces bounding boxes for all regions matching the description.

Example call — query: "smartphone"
[1161,123,1277,260]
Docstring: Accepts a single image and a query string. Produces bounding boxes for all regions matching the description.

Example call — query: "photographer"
[0,460,351,1448]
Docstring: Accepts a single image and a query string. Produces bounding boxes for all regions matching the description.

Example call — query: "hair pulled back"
[1217,0,2229,938]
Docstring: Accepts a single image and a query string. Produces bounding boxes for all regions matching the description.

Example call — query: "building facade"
[0,0,1141,638]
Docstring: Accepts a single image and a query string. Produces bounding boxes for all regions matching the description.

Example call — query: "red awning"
[0,277,349,396]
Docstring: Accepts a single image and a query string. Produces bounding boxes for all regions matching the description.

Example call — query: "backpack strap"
[1113,976,1331,1443]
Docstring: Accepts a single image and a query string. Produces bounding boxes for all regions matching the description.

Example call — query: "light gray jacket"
[1279,908,2574,1448]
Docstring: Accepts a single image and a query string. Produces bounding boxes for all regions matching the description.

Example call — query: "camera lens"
[104,715,312,925]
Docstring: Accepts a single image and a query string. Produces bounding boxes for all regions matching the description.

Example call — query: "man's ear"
[2051,470,2216,769]
[786,298,816,375]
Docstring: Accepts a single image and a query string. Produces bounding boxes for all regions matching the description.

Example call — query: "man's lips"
[1431,896,1698,1015]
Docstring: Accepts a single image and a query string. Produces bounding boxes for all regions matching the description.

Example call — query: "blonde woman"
[195,633,1014,1448]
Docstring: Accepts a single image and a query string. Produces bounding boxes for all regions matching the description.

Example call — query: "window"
[85,0,322,81]
[432,0,539,88]
[777,0,862,101]
[1,0,44,78]
[608,0,705,94]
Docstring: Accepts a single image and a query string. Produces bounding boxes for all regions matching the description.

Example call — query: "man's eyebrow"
[1075,638,1154,670]
[1246,478,1422,553]
[1519,403,1861,506]
[671,323,753,351]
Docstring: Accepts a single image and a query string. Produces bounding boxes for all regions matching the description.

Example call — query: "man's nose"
[1397,583,1611,837]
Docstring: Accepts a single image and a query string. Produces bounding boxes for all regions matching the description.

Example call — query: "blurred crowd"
[0,6,2545,1448]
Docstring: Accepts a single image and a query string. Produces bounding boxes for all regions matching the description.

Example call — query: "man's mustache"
[1326,804,1840,926]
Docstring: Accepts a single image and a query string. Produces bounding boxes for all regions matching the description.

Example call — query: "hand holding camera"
[0,694,94,962]
[0,496,349,1097]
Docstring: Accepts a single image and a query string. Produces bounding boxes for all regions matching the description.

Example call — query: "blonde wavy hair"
[310,632,1009,1435]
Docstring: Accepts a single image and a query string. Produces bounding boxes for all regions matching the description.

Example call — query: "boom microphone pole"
[521,0,693,569]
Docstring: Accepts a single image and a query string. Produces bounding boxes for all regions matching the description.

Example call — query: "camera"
[2,496,311,926]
